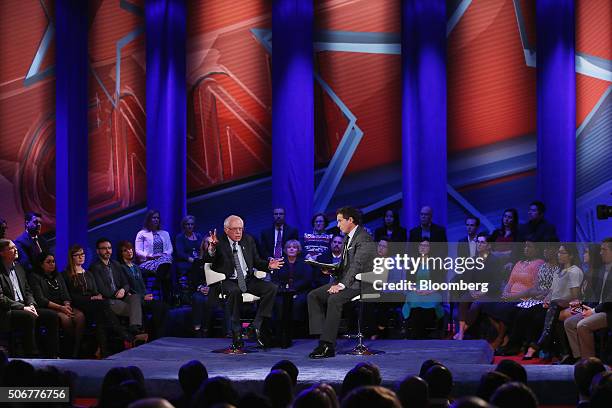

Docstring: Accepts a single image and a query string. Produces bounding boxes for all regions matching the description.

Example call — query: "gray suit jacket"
[336,226,375,289]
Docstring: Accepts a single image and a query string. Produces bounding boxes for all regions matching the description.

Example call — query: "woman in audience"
[135,210,173,304]
[64,244,132,357]
[272,239,312,338]
[402,240,445,339]
[374,209,407,242]
[582,243,603,303]
[29,252,86,358]
[489,209,519,260]
[303,213,333,261]
[481,240,544,350]
[118,240,169,340]
[523,242,583,359]
[497,241,559,356]
[175,215,203,303]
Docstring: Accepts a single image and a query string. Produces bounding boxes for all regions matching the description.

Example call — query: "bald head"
[420,206,433,227]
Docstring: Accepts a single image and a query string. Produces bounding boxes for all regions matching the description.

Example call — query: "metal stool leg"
[342,300,385,355]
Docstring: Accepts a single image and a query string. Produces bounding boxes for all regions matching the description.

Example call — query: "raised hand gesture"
[207,229,219,249]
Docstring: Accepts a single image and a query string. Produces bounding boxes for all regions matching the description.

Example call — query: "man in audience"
[518,201,558,242]
[408,206,448,258]
[574,357,606,408]
[457,216,480,259]
[564,237,612,362]
[490,382,538,408]
[0,239,58,357]
[206,215,282,349]
[14,211,49,273]
[314,234,344,288]
[259,208,299,260]
[424,364,453,408]
[308,206,375,358]
[172,360,208,408]
[90,238,143,335]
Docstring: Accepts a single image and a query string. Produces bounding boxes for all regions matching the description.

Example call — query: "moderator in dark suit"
[14,232,49,273]
[308,224,375,346]
[0,259,58,357]
[205,233,278,333]
[90,257,142,329]
[259,224,299,259]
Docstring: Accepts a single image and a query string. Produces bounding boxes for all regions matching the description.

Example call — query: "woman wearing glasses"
[64,244,133,357]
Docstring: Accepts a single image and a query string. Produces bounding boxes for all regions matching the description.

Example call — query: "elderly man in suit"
[307,206,375,358]
[0,239,58,357]
[408,205,448,258]
[14,212,49,273]
[206,215,283,349]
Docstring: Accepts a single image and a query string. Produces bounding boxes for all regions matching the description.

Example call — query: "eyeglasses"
[227,227,244,231]
[98,246,112,250]
[72,252,85,257]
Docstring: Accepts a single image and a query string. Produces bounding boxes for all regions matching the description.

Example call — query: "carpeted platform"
[25,338,577,404]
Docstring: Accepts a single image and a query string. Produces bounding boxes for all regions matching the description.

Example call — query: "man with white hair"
[206,215,283,349]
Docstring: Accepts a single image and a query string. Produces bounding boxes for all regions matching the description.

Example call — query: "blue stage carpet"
[25,338,576,404]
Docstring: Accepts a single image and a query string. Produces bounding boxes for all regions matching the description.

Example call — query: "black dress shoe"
[309,343,335,359]
[554,355,578,365]
[254,328,267,348]
[231,331,245,350]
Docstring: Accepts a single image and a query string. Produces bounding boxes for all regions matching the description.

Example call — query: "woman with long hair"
[490,209,519,258]
[135,210,174,304]
[29,252,86,357]
[64,244,132,357]
[374,209,407,243]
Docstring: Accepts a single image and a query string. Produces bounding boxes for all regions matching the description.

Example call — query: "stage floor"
[25,337,577,404]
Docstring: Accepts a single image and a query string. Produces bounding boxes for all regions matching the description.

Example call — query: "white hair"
[224,215,244,229]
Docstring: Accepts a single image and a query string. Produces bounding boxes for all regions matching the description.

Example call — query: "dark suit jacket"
[408,223,448,258]
[374,226,407,242]
[457,236,478,259]
[259,224,299,259]
[64,270,100,306]
[335,226,375,290]
[0,262,36,312]
[205,234,270,281]
[28,271,71,308]
[89,258,131,299]
[518,218,558,242]
[14,232,49,272]
[592,265,612,330]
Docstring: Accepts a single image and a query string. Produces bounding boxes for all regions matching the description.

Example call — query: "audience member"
[118,240,169,340]
[313,234,344,288]
[490,382,538,408]
[2,359,34,386]
[264,369,293,408]
[518,201,558,242]
[175,215,203,295]
[191,376,238,408]
[564,237,612,362]
[450,396,492,408]
[341,385,401,408]
[582,243,603,301]
[237,392,272,408]
[0,239,58,357]
[135,210,174,304]
[29,252,85,358]
[408,206,448,258]
[374,209,407,243]
[64,244,132,357]
[574,357,606,408]
[495,359,527,383]
[489,209,519,259]
[419,359,443,377]
[271,359,299,386]
[457,216,480,259]
[14,211,49,273]
[129,398,175,408]
[397,375,428,408]
[293,383,339,408]
[173,360,208,408]
[0,217,6,239]
[91,238,144,336]
[304,213,333,261]
[98,366,139,408]
[476,371,511,402]
[590,371,612,408]
[341,364,379,399]
[260,208,300,260]
[423,364,453,408]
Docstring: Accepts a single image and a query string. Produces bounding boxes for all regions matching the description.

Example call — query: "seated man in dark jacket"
[90,238,143,335]
[0,239,58,357]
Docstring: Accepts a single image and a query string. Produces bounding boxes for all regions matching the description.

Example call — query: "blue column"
[146,0,186,238]
[56,0,88,270]
[401,0,447,229]
[536,0,575,241]
[272,0,314,234]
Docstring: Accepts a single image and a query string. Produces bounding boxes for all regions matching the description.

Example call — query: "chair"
[203,263,266,353]
[341,271,386,355]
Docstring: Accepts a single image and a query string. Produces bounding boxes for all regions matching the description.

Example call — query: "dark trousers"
[211,278,278,332]
[308,283,360,345]
[75,299,129,357]
[143,299,169,339]
[506,304,547,349]
[7,308,58,357]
